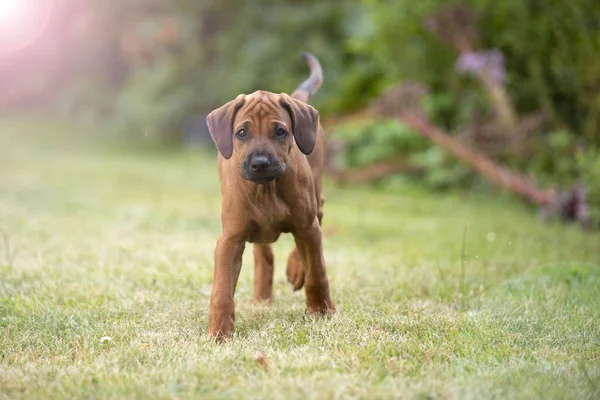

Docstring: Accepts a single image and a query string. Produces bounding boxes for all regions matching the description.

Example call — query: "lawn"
[1,118,599,399]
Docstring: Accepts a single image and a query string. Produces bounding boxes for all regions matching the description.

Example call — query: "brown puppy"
[205,53,336,340]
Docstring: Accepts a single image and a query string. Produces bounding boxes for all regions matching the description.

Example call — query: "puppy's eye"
[275,127,288,138]
[236,128,247,139]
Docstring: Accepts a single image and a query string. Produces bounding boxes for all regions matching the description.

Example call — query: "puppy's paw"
[306,300,337,316]
[286,247,305,291]
[204,330,233,344]
[252,295,274,305]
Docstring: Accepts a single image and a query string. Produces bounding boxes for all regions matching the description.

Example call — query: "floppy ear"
[279,94,320,155]
[206,94,246,159]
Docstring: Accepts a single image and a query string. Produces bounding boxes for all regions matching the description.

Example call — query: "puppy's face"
[206,91,319,185]
[232,92,293,184]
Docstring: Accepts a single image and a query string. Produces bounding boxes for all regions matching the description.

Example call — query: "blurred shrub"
[334,0,599,191]
[334,118,428,168]
[357,0,600,144]
[5,0,598,195]
[100,0,374,144]
[527,130,582,187]
[577,149,600,229]
[40,1,597,142]
[333,116,474,190]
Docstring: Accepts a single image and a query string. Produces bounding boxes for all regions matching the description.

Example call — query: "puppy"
[205,53,336,339]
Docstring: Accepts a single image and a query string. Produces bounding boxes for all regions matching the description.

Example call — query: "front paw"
[306,300,336,316]
[207,301,235,342]
[305,280,336,316]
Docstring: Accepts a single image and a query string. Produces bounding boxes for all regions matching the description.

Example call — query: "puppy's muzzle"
[241,153,285,184]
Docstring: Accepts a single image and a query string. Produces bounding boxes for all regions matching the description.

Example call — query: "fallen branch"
[397,114,591,228]
[398,114,554,206]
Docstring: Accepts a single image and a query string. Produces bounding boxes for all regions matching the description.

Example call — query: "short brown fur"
[205,54,336,340]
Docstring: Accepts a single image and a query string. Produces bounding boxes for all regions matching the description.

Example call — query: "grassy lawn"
[1,118,599,399]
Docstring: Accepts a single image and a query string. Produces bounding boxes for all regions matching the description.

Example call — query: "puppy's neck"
[253,181,278,197]
[242,171,289,199]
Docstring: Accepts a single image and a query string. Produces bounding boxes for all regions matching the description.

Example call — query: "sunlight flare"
[0,0,54,52]
[0,0,22,21]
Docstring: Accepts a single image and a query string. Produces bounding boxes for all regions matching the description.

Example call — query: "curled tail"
[291,52,323,103]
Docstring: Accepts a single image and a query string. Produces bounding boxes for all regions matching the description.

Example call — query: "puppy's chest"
[245,192,294,243]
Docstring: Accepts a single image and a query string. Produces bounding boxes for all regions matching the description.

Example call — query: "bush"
[577,150,600,229]
[107,0,371,145]
[8,0,598,198]
[357,0,600,145]
[333,116,474,190]
[333,0,599,193]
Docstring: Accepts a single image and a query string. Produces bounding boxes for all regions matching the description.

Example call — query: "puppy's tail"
[291,52,323,103]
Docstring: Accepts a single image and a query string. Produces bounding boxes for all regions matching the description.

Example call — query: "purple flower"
[455,49,506,85]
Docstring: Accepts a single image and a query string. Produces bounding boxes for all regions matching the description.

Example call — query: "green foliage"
[334,118,428,168]
[354,0,455,91]
[527,130,582,186]
[333,116,474,190]
[358,0,600,143]
[114,58,199,143]
[577,149,600,228]
[9,0,598,193]
[412,147,474,190]
[340,0,599,191]
[95,0,373,144]
[470,0,600,142]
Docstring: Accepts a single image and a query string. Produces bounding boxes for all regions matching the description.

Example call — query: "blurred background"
[1,0,599,226]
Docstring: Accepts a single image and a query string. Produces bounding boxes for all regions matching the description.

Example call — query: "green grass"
[1,117,599,399]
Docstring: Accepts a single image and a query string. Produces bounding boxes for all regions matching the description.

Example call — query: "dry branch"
[397,114,555,206]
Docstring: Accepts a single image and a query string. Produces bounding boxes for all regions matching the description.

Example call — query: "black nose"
[250,155,271,172]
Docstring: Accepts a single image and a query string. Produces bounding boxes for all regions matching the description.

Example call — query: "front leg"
[293,219,336,314]
[208,234,245,340]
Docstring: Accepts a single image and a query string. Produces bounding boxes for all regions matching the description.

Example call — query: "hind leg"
[286,247,305,290]
[287,196,325,290]
[253,244,274,302]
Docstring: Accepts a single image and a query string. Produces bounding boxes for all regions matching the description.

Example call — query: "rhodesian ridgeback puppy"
[205,53,336,339]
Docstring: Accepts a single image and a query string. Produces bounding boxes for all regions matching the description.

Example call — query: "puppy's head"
[206,91,319,184]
